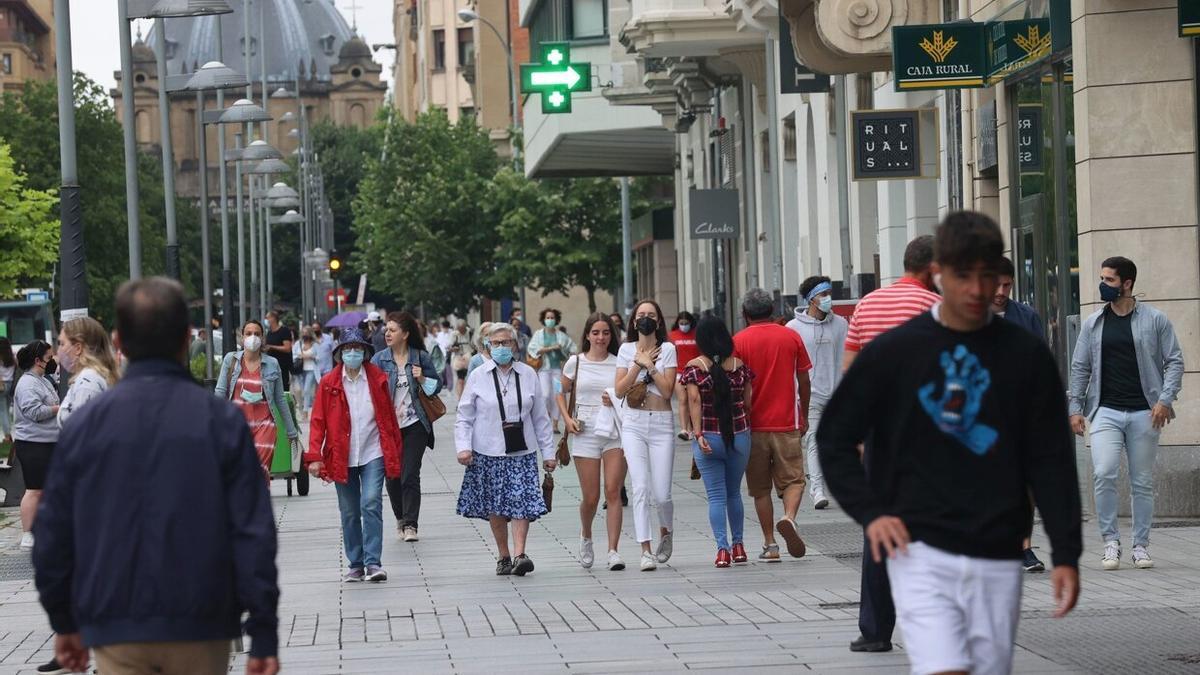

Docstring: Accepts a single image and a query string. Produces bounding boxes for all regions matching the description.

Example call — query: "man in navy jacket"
[33,277,280,675]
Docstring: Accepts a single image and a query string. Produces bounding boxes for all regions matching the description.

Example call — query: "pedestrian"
[11,339,58,550]
[189,327,208,361]
[0,337,14,445]
[681,316,754,568]
[215,320,300,479]
[993,256,1048,572]
[669,311,699,440]
[451,319,475,398]
[33,277,280,675]
[372,312,443,543]
[468,322,494,376]
[785,276,847,510]
[510,308,533,339]
[609,313,627,343]
[455,323,556,576]
[818,211,1082,675]
[55,318,120,429]
[306,327,404,583]
[263,311,295,391]
[436,320,456,389]
[528,308,578,435]
[838,234,940,653]
[556,313,626,571]
[615,299,678,571]
[1070,256,1184,571]
[297,327,319,420]
[732,288,812,562]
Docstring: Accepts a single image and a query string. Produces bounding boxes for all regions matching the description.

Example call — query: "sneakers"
[607,550,626,571]
[715,548,732,568]
[1132,544,1154,569]
[580,538,595,569]
[402,526,419,542]
[1102,540,1121,571]
[19,531,33,550]
[655,533,673,563]
[776,518,807,558]
[343,567,365,582]
[35,659,67,674]
[731,542,748,564]
[813,490,830,510]
[849,635,893,653]
[639,551,657,571]
[512,554,535,576]
[496,556,514,576]
[1022,548,1046,572]
[759,543,781,562]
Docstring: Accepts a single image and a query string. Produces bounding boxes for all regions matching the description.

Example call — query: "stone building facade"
[0,0,53,93]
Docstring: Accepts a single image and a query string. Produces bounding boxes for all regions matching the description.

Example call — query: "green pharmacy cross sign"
[520,42,592,114]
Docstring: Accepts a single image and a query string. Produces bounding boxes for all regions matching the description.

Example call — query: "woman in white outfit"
[527,308,577,433]
[556,313,626,571]
[615,299,678,571]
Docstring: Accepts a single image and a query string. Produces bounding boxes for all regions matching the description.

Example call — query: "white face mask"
[243,335,262,352]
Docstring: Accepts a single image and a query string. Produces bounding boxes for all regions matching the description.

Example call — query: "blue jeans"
[299,370,317,410]
[692,431,750,550]
[335,457,385,568]
[1090,407,1159,547]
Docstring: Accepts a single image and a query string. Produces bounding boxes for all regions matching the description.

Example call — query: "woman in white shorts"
[557,313,626,571]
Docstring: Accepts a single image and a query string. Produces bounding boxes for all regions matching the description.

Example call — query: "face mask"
[1099,282,1121,303]
[513,315,522,323]
[58,347,78,374]
[239,388,264,404]
[341,349,364,369]
[636,317,657,336]
[243,335,262,352]
[491,345,514,365]
[543,318,556,328]
[818,296,834,313]
[44,357,57,376]
[677,323,692,333]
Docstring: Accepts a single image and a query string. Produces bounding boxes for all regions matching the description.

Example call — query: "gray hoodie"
[786,307,848,405]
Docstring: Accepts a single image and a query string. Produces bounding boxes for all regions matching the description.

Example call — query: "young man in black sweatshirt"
[817,211,1081,674]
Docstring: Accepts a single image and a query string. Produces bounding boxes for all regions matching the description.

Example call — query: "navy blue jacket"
[1000,299,1044,341]
[33,359,279,657]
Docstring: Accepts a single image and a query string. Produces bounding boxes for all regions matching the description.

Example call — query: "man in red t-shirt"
[733,289,812,561]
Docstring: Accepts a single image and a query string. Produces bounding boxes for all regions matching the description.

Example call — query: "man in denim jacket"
[1069,256,1184,571]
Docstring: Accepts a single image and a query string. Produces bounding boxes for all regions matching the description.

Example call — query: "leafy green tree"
[0,141,59,295]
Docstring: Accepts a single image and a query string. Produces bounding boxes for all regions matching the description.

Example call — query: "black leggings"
[14,440,55,490]
[386,423,430,528]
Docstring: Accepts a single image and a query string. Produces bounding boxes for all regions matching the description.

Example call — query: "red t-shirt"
[733,321,812,432]
[669,328,701,369]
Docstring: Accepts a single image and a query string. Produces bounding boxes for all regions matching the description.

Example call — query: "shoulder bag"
[525,332,545,370]
[542,472,554,513]
[411,361,446,423]
[555,358,578,466]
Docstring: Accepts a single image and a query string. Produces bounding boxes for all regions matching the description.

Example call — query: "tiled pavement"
[2,406,1200,673]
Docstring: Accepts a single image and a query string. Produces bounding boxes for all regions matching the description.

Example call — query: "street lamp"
[246,158,292,312]
[220,98,271,326]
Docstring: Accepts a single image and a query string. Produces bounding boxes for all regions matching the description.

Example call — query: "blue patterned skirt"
[456,452,548,522]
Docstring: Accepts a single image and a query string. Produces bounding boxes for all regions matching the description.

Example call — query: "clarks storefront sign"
[892,24,987,91]
[688,189,740,240]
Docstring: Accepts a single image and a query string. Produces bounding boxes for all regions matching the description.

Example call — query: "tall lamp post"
[220,99,272,326]
[54,0,87,320]
[239,142,283,317]
[246,158,292,314]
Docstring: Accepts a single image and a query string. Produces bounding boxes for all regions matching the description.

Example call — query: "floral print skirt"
[456,452,547,522]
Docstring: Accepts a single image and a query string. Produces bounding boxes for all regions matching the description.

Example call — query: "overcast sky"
[69,0,395,92]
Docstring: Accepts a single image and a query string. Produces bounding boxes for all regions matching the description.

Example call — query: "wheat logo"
[1013,24,1051,59]
[919,31,958,63]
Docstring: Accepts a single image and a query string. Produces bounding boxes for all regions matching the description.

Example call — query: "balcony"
[620,0,760,58]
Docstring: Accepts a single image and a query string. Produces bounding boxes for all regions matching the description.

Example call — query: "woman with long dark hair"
[0,337,15,444]
[680,316,755,568]
[12,340,59,549]
[669,310,699,440]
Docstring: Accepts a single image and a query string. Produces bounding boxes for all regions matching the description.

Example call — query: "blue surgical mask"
[543,318,557,329]
[491,345,514,365]
[678,323,692,333]
[1099,282,1121,304]
[341,349,364,369]
[818,296,834,313]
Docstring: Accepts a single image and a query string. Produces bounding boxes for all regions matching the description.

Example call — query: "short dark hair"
[1101,256,1137,290]
[799,276,832,301]
[116,277,190,362]
[672,311,696,330]
[540,307,562,323]
[16,340,52,371]
[998,256,1015,278]
[903,235,935,273]
[933,212,1003,271]
[741,288,774,321]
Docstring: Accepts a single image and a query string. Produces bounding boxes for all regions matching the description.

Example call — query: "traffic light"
[328,250,343,277]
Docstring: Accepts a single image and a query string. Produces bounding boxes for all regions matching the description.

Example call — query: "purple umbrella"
[325,311,367,329]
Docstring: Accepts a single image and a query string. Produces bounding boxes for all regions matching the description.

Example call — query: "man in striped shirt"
[843,234,940,654]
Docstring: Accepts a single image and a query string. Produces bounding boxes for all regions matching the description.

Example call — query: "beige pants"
[94,639,231,675]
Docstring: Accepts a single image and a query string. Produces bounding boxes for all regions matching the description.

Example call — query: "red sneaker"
[715,548,732,568]
[731,542,748,564]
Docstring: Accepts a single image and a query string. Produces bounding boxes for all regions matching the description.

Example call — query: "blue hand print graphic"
[918,344,998,456]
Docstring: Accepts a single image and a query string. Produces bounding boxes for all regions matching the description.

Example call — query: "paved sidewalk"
[2,408,1200,673]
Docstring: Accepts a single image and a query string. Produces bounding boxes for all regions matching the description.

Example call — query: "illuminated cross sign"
[519,42,592,114]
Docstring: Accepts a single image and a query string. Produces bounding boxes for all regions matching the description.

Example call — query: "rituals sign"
[851,110,921,180]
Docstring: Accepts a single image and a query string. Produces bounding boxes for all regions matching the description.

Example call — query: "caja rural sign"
[892,24,987,91]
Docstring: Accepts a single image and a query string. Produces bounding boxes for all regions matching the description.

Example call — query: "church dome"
[338,34,372,61]
[131,38,155,64]
[147,0,362,83]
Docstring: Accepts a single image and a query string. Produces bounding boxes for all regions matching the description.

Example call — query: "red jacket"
[304,363,403,484]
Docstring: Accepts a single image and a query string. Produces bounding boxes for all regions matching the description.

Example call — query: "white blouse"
[616,341,678,400]
[562,354,617,423]
[454,360,555,459]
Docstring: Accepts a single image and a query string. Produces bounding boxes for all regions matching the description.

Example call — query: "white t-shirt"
[393,373,419,428]
[563,353,618,423]
[0,363,14,384]
[616,341,678,400]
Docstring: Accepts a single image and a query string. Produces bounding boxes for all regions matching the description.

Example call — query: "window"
[457,27,474,68]
[571,0,607,39]
[1,53,11,75]
[433,29,446,71]
[460,106,475,120]
[530,0,607,44]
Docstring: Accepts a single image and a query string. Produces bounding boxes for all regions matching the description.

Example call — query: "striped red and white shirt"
[845,277,941,352]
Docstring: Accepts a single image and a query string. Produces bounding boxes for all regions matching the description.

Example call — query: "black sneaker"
[496,556,513,575]
[849,635,892,653]
[1023,547,1046,572]
[512,554,535,576]
[37,658,68,674]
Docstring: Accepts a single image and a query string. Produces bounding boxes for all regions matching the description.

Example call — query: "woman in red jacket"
[305,327,403,583]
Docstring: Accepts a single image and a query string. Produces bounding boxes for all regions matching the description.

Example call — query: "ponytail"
[708,351,736,450]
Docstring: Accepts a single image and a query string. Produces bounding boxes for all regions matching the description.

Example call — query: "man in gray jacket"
[787,276,848,510]
[1069,256,1184,571]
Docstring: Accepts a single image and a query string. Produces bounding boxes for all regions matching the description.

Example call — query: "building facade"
[0,0,53,93]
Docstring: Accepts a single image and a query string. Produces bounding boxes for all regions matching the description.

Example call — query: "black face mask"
[44,357,57,376]
[635,317,658,336]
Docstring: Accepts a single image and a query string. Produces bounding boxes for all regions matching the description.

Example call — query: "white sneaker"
[579,537,595,569]
[1132,545,1154,569]
[639,552,657,571]
[19,532,33,550]
[1101,540,1121,570]
[813,489,830,510]
[607,550,625,571]
[655,533,673,563]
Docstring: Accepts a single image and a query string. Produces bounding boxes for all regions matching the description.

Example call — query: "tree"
[0,142,58,295]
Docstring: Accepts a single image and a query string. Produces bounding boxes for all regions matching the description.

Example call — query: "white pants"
[537,369,562,422]
[621,408,675,543]
[803,399,826,497]
[887,542,1023,675]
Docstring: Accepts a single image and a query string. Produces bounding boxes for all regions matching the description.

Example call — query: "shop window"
[433,29,446,71]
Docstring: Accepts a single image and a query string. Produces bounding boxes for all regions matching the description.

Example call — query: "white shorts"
[570,431,622,459]
[887,542,1023,675]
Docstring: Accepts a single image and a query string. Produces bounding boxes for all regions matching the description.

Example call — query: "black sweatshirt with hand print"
[817,311,1082,567]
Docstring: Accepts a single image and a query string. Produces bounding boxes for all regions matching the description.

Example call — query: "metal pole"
[235,133,247,327]
[117,0,141,279]
[266,202,274,305]
[738,82,759,290]
[197,91,214,381]
[834,75,854,297]
[55,0,87,317]
[260,179,269,313]
[154,18,180,279]
[258,0,268,142]
[248,173,259,320]
[244,0,252,105]
[216,17,235,356]
[620,177,632,311]
[765,36,785,310]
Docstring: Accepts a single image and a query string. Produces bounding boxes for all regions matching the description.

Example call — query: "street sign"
[24,291,49,303]
[851,110,921,180]
[778,16,831,94]
[892,23,987,91]
[325,288,348,309]
[520,42,592,114]
[1181,0,1200,36]
[688,189,740,240]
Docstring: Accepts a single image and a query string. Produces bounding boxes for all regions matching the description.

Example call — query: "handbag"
[408,361,446,423]
[492,369,528,455]
[525,353,544,370]
[542,472,554,513]
[625,379,649,409]
[555,358,580,467]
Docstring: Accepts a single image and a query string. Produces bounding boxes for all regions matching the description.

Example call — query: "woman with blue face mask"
[215,320,299,479]
[527,308,577,434]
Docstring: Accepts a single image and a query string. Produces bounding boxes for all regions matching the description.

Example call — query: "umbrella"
[325,311,367,329]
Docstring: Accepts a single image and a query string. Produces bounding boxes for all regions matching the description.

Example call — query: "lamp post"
[54,0,87,320]
[247,158,291,314]
[239,141,282,317]
[221,99,271,327]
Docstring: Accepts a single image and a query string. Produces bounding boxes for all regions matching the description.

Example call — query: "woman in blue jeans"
[679,316,755,568]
